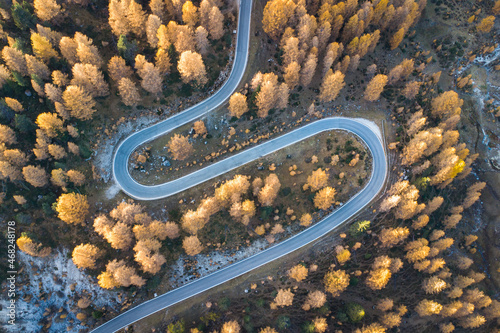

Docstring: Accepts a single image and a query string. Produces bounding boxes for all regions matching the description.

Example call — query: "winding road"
[92,0,388,332]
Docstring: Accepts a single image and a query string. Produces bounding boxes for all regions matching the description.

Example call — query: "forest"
[0,0,499,331]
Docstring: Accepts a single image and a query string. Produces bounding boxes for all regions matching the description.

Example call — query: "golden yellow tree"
[319,69,345,102]
[183,235,203,256]
[303,168,328,192]
[71,63,109,97]
[477,16,495,33]
[182,1,198,27]
[2,46,27,75]
[258,173,281,206]
[34,0,62,21]
[63,85,96,120]
[302,291,326,310]
[314,187,336,210]
[118,78,140,106]
[17,235,51,257]
[72,244,102,269]
[262,0,296,40]
[177,51,208,86]
[221,321,240,333]
[31,33,58,61]
[168,134,193,160]
[146,15,162,48]
[55,193,89,224]
[431,91,463,119]
[108,56,133,82]
[67,169,85,186]
[273,289,294,307]
[415,299,442,317]
[22,165,48,187]
[324,269,349,297]
[364,74,387,101]
[288,264,308,282]
[390,28,405,50]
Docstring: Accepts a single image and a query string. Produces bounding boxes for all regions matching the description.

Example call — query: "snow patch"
[0,249,118,332]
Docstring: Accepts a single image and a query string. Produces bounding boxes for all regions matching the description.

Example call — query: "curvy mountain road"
[92,1,388,332]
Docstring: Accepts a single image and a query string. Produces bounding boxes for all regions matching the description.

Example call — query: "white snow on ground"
[169,238,271,287]
[0,249,119,332]
[93,113,162,183]
[105,181,122,200]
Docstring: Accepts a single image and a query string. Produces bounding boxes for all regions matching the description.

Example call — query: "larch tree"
[155,48,172,75]
[258,173,281,206]
[108,56,133,82]
[221,321,241,333]
[35,112,64,138]
[276,83,289,110]
[300,53,318,87]
[71,63,109,97]
[177,51,208,86]
[48,144,67,160]
[3,149,28,167]
[283,61,300,90]
[228,92,248,118]
[282,36,301,67]
[25,55,50,80]
[63,85,96,120]
[17,235,51,257]
[98,259,145,288]
[256,72,279,117]
[2,46,28,75]
[195,26,210,55]
[0,124,17,145]
[67,169,85,186]
[126,0,147,36]
[138,62,163,95]
[207,6,224,39]
[364,74,387,101]
[314,187,336,210]
[415,299,442,317]
[31,33,59,61]
[477,16,495,33]
[22,165,48,187]
[183,235,203,256]
[34,0,61,22]
[59,37,79,66]
[118,78,140,106]
[72,244,102,269]
[55,193,89,225]
[182,209,209,234]
[146,15,162,48]
[431,91,463,119]
[174,25,196,54]
[302,290,326,310]
[319,69,345,102]
[262,0,296,40]
[182,1,198,28]
[324,269,349,297]
[168,134,193,160]
[193,120,207,136]
[303,168,328,192]
[108,0,130,37]
[105,222,134,250]
[288,264,308,282]
[390,27,405,50]
[403,81,421,100]
[273,289,295,307]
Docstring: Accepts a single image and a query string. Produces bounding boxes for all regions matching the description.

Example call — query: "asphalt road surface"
[93,0,388,331]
